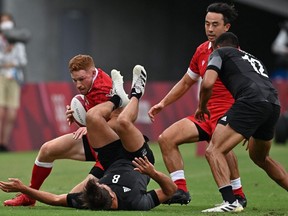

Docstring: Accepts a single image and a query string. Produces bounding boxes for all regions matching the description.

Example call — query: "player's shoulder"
[194,41,212,57]
[196,41,210,51]
[94,68,112,84]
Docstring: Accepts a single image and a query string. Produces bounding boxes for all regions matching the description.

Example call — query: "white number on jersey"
[242,54,268,78]
[112,174,121,183]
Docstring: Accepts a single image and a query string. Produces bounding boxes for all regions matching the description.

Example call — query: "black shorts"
[95,136,155,170]
[82,135,97,161]
[194,122,210,141]
[218,100,280,140]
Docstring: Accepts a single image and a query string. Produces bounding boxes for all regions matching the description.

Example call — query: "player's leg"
[249,138,288,190]
[210,106,247,206]
[86,101,120,149]
[158,118,199,204]
[115,65,147,152]
[225,150,247,207]
[86,68,133,150]
[116,97,145,152]
[249,103,288,190]
[4,133,87,206]
[202,124,244,212]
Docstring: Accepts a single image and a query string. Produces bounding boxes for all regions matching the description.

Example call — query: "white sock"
[230,177,242,190]
[35,159,53,168]
[170,170,185,181]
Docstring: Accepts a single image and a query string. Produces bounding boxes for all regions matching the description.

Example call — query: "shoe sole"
[132,65,143,87]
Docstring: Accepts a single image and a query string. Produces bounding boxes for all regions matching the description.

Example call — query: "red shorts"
[187,103,232,139]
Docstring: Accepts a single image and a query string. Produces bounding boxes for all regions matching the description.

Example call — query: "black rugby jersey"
[207,47,280,105]
[99,159,160,210]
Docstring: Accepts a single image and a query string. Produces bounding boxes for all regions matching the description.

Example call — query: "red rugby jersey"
[84,68,112,111]
[188,41,234,108]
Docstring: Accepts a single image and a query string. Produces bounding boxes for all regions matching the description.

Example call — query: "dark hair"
[214,32,239,48]
[207,2,238,24]
[79,179,112,210]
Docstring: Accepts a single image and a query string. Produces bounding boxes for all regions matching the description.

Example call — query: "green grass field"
[0,142,288,216]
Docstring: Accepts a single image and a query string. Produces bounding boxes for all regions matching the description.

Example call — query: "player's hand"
[66,105,75,125]
[148,103,164,122]
[73,127,87,139]
[195,107,210,122]
[0,178,24,193]
[133,156,156,176]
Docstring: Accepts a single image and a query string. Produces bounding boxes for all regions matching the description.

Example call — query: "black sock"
[109,95,121,109]
[219,185,236,204]
[130,89,142,99]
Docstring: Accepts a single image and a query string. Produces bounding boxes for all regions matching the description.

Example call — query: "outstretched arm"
[132,157,177,203]
[0,178,68,207]
[148,73,197,122]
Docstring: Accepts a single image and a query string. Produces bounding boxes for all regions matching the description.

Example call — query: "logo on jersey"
[221,116,227,122]
[201,60,205,66]
[123,186,131,192]
[141,148,147,157]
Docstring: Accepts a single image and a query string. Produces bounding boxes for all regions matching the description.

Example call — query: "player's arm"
[0,178,68,207]
[148,73,197,122]
[132,157,177,203]
[195,69,218,121]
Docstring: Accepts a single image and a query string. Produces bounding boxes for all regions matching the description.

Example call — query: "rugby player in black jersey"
[195,32,288,213]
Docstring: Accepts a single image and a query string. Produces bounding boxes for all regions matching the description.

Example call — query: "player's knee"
[39,141,53,158]
[205,145,216,160]
[158,133,173,150]
[86,108,101,126]
[116,115,130,133]
[249,153,266,168]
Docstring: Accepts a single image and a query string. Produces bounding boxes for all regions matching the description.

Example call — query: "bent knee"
[86,108,101,125]
[158,132,178,151]
[116,115,131,133]
[38,141,55,160]
[249,153,266,167]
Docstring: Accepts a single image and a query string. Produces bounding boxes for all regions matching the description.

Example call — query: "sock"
[130,88,142,99]
[231,178,245,198]
[219,185,236,204]
[29,160,53,190]
[109,95,121,109]
[170,170,188,192]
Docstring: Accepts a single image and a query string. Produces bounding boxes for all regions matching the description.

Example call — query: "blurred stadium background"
[1,0,287,150]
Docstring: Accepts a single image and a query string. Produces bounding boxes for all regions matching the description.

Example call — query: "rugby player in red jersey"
[148,2,247,207]
[3,54,118,206]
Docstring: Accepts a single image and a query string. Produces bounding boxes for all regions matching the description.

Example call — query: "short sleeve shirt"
[207,47,280,105]
[84,68,112,111]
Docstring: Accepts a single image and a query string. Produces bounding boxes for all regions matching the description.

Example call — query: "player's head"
[214,32,239,49]
[205,2,238,43]
[69,54,95,73]
[69,54,96,95]
[80,179,113,210]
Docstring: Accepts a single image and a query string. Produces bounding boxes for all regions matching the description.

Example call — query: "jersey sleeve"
[206,50,222,73]
[131,190,160,210]
[187,52,201,81]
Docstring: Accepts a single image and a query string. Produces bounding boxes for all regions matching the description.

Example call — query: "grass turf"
[0,142,287,216]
